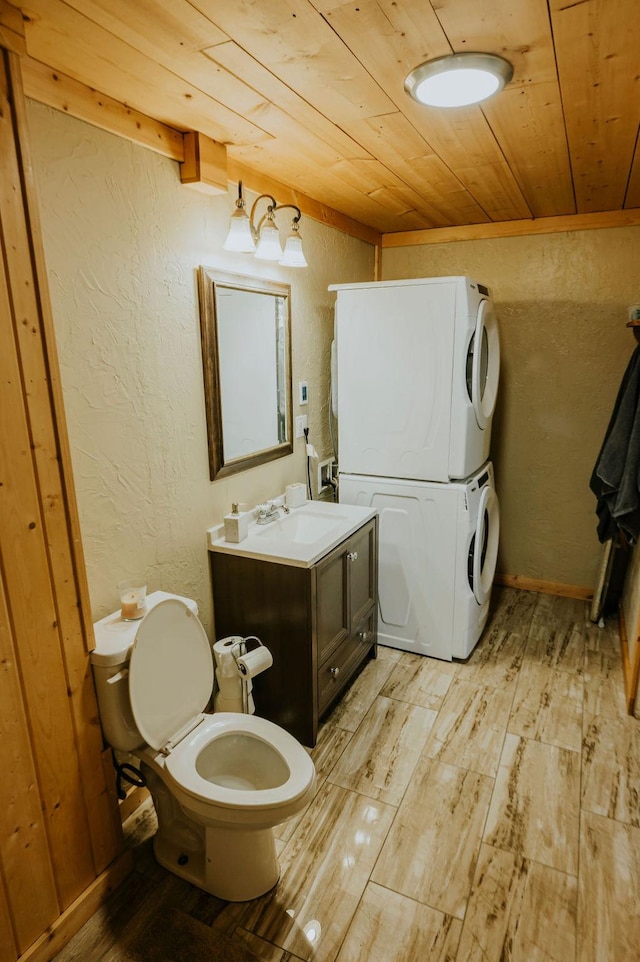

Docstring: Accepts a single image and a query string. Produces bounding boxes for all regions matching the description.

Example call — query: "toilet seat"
[129,598,214,751]
[164,713,315,816]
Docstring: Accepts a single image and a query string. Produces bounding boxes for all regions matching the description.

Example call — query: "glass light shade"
[405,53,513,108]
[223,207,256,252]
[254,221,283,261]
[279,232,308,268]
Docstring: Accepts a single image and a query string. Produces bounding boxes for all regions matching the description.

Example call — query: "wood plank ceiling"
[16,0,640,234]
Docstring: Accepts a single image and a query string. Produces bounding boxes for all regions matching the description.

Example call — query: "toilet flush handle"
[107,668,129,684]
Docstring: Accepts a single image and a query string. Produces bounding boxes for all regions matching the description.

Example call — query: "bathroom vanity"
[208,502,378,746]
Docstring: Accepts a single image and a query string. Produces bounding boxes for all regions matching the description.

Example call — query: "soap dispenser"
[224,503,249,543]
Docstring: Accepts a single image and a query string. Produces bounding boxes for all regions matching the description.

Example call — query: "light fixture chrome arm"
[249,194,276,241]
[251,198,302,238]
[268,203,302,233]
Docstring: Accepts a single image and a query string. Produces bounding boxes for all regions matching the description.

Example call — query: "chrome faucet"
[256,500,290,525]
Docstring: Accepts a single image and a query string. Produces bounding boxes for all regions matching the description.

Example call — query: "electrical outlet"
[318,458,334,490]
[295,414,308,438]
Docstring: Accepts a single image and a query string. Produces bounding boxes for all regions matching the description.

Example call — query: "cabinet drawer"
[318,610,376,715]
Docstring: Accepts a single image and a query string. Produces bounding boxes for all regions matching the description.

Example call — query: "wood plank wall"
[0,11,129,961]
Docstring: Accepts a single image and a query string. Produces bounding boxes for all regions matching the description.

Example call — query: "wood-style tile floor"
[55,588,640,962]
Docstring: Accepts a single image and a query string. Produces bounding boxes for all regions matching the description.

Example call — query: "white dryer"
[339,463,500,660]
[330,276,500,482]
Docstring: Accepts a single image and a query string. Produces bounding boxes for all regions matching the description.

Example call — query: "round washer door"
[470,484,500,605]
[129,598,213,751]
[468,299,500,430]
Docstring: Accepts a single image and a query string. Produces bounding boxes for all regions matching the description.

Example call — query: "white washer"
[330,276,500,482]
[339,463,500,661]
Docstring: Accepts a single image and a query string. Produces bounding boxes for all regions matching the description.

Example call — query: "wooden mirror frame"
[198,267,293,481]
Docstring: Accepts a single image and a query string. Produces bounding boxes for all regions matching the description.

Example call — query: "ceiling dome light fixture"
[223,181,308,268]
[404,52,513,108]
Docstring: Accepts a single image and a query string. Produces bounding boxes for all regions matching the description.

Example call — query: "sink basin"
[208,500,377,567]
[255,506,351,544]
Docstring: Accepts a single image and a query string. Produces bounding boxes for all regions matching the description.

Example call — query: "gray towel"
[590,345,640,543]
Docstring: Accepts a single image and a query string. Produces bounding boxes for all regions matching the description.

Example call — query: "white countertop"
[207,500,377,568]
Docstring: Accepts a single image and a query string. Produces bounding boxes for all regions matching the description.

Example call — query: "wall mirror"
[198,267,293,481]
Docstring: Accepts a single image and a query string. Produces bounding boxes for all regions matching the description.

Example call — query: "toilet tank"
[91,590,198,752]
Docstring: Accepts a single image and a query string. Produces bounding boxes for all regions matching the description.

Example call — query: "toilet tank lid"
[90,590,198,667]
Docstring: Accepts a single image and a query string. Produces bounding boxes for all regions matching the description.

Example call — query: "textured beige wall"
[383,231,640,588]
[27,101,374,634]
[25,101,640,617]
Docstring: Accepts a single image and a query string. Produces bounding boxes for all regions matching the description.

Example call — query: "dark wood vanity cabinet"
[210,516,378,747]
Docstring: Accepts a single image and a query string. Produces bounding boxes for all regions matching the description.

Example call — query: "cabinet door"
[347,520,377,627]
[316,545,349,664]
[318,609,376,714]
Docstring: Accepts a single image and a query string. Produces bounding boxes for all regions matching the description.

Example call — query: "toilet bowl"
[91,593,316,901]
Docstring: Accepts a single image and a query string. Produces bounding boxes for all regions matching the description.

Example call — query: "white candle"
[120,586,146,620]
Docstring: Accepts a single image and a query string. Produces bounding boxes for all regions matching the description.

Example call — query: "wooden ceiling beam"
[180,131,226,194]
[21,55,185,161]
[382,208,640,247]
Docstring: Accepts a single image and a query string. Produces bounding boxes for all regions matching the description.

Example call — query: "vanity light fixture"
[223,181,308,268]
[404,52,513,108]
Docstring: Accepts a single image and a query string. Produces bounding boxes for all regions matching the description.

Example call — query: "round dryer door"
[467,299,500,430]
[469,484,500,605]
[129,598,213,751]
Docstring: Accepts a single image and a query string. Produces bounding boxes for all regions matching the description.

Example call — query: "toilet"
[90,591,316,901]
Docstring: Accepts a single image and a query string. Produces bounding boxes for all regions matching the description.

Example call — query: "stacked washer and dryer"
[330,276,500,661]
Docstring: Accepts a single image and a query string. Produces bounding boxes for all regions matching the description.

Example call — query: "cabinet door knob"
[358,631,369,641]
[346,551,358,561]
[329,666,340,677]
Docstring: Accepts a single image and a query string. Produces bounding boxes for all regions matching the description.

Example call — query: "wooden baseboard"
[495,573,593,601]
[18,850,133,962]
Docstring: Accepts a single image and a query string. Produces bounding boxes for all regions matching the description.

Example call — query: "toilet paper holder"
[232,635,264,673]
[230,635,273,713]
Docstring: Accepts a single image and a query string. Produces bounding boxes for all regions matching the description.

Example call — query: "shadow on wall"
[488,298,633,589]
